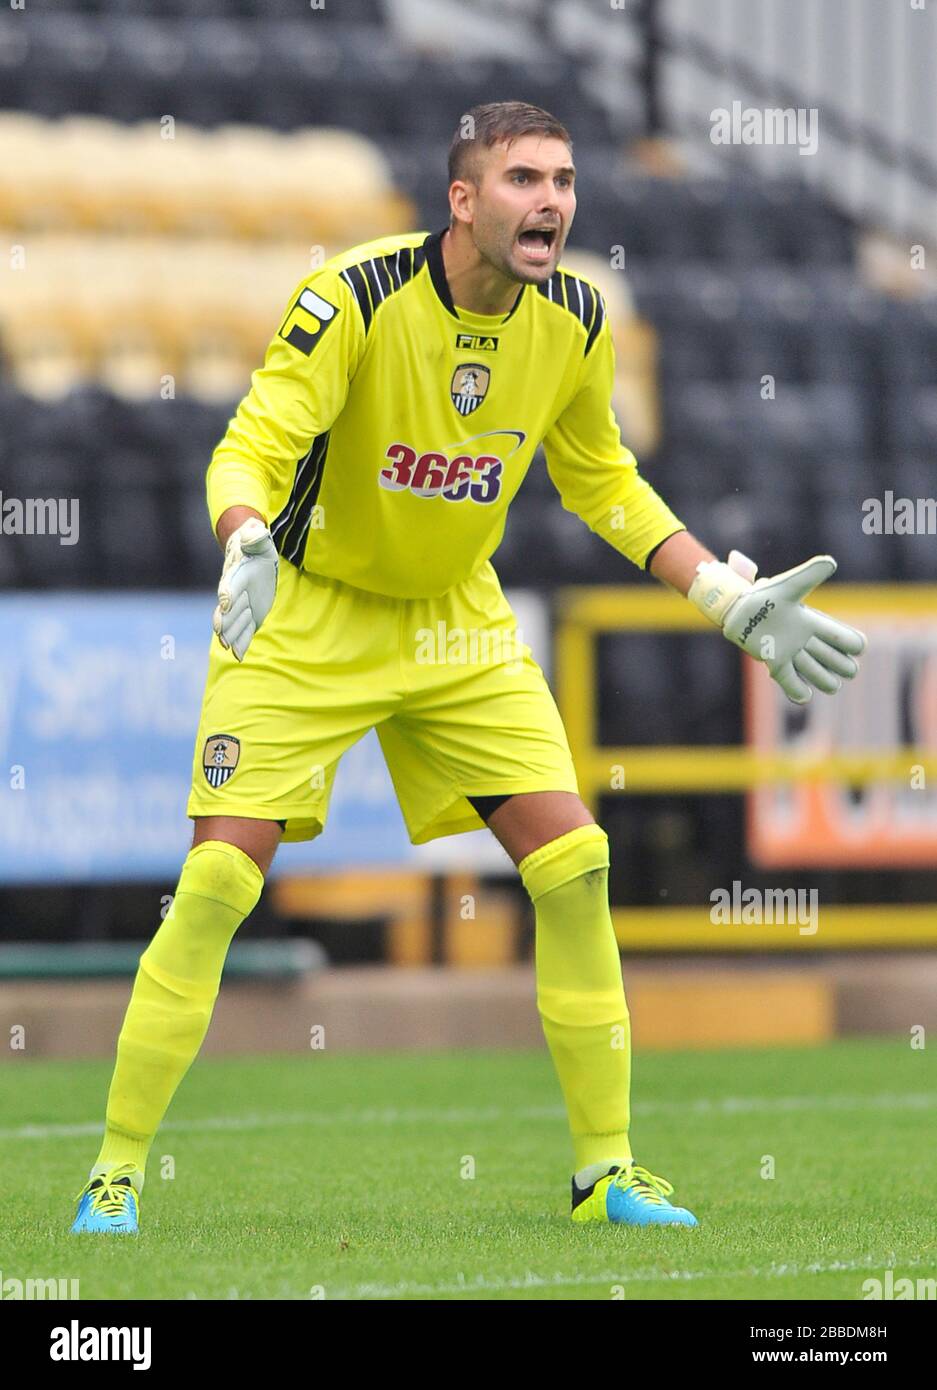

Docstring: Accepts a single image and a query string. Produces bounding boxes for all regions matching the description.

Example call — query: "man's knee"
[177,840,266,917]
[190,815,283,878]
[518,823,610,904]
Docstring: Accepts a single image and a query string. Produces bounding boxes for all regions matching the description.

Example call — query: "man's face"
[457,133,576,284]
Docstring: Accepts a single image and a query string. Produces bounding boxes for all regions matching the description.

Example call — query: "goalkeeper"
[71,101,865,1236]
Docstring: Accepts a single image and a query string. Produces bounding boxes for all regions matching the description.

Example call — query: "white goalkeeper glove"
[211,517,279,662]
[688,550,867,705]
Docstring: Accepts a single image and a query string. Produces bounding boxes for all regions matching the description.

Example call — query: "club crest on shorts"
[203,734,240,788]
[450,362,490,415]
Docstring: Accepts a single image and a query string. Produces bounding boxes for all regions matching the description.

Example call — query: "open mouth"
[517,226,557,262]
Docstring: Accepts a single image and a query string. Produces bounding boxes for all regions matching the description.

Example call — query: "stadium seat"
[0,114,410,242]
[886,387,937,454]
[806,456,897,581]
[0,12,919,603]
[887,458,937,580]
[879,302,937,384]
[598,629,740,748]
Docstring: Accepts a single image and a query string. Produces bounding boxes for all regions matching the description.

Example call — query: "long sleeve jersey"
[206,227,685,597]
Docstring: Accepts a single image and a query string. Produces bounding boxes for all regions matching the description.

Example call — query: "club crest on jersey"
[450,363,490,416]
[203,734,240,788]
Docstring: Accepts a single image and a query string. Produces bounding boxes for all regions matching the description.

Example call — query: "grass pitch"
[1,1037,935,1300]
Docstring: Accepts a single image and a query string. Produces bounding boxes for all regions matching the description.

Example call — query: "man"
[72,102,866,1235]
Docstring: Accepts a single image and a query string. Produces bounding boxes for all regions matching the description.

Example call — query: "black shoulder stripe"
[561,272,574,320]
[360,257,387,310]
[580,281,595,334]
[585,291,606,356]
[341,264,373,333]
[340,244,425,336]
[539,270,606,354]
[571,275,585,325]
[537,272,560,305]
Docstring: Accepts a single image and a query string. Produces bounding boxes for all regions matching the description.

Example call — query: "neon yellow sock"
[519,824,632,1171]
[93,840,264,1184]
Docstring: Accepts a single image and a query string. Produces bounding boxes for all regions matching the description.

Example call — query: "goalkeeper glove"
[211,517,278,662]
[688,550,867,705]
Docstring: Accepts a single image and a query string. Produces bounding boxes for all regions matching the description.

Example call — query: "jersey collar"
[422,228,526,326]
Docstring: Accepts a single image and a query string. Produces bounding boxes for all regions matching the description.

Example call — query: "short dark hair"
[447,101,572,187]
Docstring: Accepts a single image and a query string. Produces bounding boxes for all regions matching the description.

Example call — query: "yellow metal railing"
[554,583,937,950]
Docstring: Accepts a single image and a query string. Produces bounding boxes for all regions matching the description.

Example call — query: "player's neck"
[440,226,521,318]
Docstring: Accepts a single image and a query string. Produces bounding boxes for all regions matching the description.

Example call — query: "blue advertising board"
[0,591,547,883]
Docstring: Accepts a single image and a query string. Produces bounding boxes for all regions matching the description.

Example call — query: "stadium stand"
[2,0,933,601]
[1,0,935,955]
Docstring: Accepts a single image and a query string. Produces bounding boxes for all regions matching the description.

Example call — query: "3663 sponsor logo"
[379,442,502,503]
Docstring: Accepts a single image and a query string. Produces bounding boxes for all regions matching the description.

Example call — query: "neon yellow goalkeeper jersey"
[206,228,684,598]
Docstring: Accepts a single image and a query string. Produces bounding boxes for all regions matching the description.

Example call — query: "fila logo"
[455,333,499,351]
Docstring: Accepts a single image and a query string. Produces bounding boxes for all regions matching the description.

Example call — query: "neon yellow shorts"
[186,557,580,844]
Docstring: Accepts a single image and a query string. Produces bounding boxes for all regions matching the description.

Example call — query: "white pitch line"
[1,1091,936,1142]
[332,1253,937,1300]
[646,1091,937,1116]
[0,1104,561,1141]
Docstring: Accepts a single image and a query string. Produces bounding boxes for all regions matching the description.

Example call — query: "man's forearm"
[648,530,715,596]
[215,505,268,549]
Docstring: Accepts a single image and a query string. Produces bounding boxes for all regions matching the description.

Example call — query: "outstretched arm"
[647,530,716,595]
[540,289,867,705]
[652,532,867,705]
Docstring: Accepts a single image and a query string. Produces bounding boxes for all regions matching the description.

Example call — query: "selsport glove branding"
[738,599,776,643]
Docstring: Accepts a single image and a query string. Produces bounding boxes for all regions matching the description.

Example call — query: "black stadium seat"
[0,0,924,596]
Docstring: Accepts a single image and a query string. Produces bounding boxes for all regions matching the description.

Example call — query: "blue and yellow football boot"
[71,1163,142,1235]
[571,1163,698,1227]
